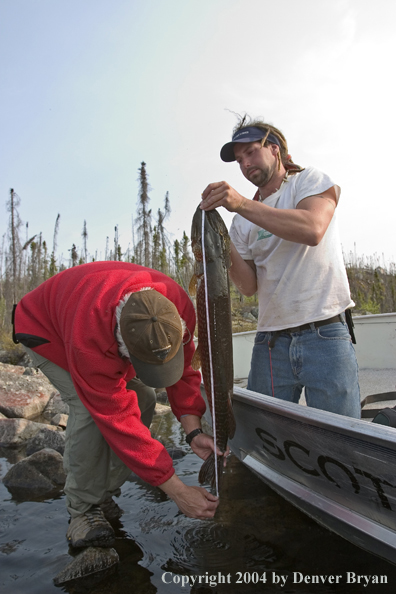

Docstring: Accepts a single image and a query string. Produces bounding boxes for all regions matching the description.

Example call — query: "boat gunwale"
[231,385,396,451]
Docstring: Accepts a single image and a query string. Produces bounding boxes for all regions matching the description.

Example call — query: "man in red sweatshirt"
[13,261,220,548]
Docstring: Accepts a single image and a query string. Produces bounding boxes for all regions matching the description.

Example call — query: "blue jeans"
[247,320,361,418]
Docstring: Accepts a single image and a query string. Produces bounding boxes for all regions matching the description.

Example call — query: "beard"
[246,162,276,188]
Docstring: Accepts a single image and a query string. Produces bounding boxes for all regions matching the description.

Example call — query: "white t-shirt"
[229,166,354,332]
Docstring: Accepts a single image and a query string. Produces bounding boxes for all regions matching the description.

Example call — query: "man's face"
[234,141,278,188]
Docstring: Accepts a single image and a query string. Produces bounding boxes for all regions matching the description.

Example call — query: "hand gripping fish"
[189,206,236,491]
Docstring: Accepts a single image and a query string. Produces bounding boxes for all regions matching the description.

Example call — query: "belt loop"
[268,331,280,349]
[309,322,316,332]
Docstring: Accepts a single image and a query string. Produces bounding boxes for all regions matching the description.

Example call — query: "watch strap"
[186,428,203,445]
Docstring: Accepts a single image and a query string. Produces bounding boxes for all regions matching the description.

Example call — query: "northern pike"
[189,206,236,490]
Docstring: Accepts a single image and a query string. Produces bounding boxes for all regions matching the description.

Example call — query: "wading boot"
[100,498,123,522]
[66,506,115,548]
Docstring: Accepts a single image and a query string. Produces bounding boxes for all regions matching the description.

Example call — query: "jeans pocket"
[254,331,270,346]
[317,322,351,341]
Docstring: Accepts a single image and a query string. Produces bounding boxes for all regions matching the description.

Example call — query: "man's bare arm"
[201,182,338,247]
[229,242,257,297]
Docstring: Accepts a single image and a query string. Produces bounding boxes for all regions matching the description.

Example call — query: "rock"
[26,427,66,456]
[155,388,168,404]
[250,307,259,319]
[42,392,69,420]
[242,312,256,322]
[0,418,59,448]
[166,447,186,460]
[22,366,40,376]
[3,448,66,499]
[0,363,55,418]
[0,413,7,420]
[0,361,26,376]
[50,413,68,428]
[53,546,119,589]
[154,403,171,416]
[0,348,29,366]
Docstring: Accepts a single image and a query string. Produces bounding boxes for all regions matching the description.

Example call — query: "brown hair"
[233,114,304,174]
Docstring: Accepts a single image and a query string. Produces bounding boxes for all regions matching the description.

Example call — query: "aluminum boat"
[204,313,396,565]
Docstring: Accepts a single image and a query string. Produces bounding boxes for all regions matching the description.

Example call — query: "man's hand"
[190,432,230,467]
[201,181,246,212]
[159,474,219,519]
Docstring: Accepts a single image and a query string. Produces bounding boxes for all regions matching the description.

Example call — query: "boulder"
[26,427,66,456]
[3,448,66,499]
[0,362,55,418]
[0,418,59,448]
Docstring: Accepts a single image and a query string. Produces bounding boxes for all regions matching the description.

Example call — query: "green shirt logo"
[257,229,273,240]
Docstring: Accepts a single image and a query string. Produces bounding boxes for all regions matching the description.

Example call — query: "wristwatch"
[185,428,203,445]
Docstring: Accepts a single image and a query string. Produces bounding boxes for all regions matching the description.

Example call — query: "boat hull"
[228,386,396,566]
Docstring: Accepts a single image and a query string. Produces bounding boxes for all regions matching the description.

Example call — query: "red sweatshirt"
[14,261,204,486]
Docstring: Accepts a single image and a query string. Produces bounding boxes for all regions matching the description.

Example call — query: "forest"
[1,162,396,359]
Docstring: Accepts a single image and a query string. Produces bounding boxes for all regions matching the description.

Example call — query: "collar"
[254,172,289,202]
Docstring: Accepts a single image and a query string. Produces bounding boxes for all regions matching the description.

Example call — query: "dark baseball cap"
[120,290,184,388]
[220,126,281,162]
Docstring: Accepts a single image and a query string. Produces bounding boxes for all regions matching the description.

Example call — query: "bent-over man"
[13,261,220,548]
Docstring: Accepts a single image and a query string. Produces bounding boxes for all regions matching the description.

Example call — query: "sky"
[1,0,395,268]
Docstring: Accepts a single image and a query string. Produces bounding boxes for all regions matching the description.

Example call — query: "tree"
[135,162,152,267]
[151,192,171,273]
[70,244,78,267]
[82,220,88,264]
[49,214,60,277]
[113,225,122,261]
[7,189,23,302]
[173,232,193,291]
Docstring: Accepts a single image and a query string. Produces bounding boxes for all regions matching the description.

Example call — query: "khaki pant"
[24,347,156,517]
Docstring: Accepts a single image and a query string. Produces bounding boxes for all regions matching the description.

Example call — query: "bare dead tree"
[82,220,88,264]
[136,162,152,267]
[49,214,60,277]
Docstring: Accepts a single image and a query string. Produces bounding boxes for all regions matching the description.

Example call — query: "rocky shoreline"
[0,359,172,588]
[0,361,69,499]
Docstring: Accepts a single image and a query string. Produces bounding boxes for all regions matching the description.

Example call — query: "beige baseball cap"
[119,290,184,388]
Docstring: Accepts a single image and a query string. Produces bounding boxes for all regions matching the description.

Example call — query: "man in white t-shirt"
[201,117,360,418]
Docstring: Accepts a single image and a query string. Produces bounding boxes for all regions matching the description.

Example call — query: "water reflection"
[1,410,396,593]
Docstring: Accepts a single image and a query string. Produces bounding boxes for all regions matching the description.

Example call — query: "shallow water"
[1,410,396,594]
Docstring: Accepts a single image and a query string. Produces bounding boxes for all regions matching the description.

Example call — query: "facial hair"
[246,161,276,188]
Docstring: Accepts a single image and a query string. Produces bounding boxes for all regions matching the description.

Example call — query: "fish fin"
[199,453,223,491]
[228,399,236,439]
[188,274,197,296]
[199,453,215,488]
[191,346,201,370]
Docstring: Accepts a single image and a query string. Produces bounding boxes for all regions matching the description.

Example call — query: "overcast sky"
[1,0,395,268]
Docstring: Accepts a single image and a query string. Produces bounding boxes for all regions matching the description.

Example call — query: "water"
[1,410,396,594]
